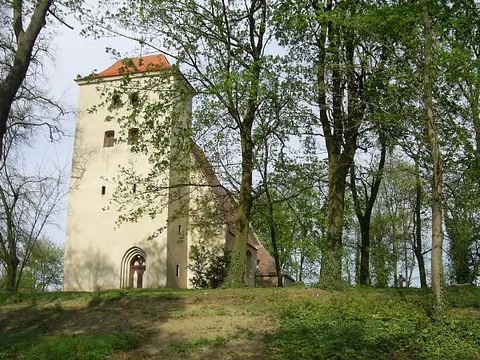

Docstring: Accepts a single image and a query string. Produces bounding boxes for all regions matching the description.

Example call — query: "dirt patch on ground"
[124,301,278,359]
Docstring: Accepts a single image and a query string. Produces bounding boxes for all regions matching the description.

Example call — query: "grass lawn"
[0,286,479,359]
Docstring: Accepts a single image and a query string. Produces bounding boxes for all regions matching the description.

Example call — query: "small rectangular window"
[101,186,106,195]
[178,225,182,234]
[129,92,139,106]
[133,184,137,193]
[111,93,122,108]
[127,128,139,145]
[176,265,180,277]
[103,130,115,147]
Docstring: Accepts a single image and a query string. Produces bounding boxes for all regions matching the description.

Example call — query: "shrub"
[188,239,231,288]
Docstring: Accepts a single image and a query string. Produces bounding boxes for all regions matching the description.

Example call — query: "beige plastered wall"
[185,164,228,288]
[64,73,188,291]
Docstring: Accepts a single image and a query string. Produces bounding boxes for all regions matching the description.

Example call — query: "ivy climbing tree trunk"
[314,0,362,289]
[420,0,445,316]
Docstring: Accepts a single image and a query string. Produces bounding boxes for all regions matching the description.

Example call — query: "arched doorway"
[120,247,147,289]
[129,255,146,288]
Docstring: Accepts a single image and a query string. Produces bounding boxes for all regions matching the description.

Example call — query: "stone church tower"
[63,54,203,291]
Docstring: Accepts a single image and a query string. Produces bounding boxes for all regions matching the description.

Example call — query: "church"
[63,54,293,291]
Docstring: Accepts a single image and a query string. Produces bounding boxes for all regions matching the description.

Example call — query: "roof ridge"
[94,54,171,79]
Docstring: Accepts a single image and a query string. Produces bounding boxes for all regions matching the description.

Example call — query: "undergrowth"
[267,288,480,359]
[0,287,479,359]
[0,332,138,360]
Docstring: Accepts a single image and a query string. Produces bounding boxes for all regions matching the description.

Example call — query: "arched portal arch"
[120,247,147,288]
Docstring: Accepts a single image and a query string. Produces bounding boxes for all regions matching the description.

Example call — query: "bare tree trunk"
[5,258,19,292]
[392,224,399,287]
[404,237,409,287]
[421,0,444,317]
[315,0,344,288]
[265,163,282,287]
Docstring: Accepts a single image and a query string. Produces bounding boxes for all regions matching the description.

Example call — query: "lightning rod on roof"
[139,37,146,57]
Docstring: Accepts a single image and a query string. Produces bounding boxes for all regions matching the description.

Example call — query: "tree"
[437,0,480,285]
[0,0,60,159]
[350,137,387,285]
[252,167,324,286]
[420,0,445,316]
[250,69,322,286]
[17,238,63,291]
[0,155,65,292]
[276,0,408,288]
[413,154,428,288]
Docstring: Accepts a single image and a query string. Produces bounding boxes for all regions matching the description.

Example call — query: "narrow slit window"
[176,265,180,277]
[103,130,115,147]
[129,92,139,106]
[133,184,137,193]
[101,186,106,195]
[178,225,182,234]
[127,128,139,145]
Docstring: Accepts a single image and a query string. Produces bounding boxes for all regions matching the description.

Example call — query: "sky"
[36,15,139,246]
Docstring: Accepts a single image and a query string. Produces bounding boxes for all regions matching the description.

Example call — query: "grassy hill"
[0,286,479,359]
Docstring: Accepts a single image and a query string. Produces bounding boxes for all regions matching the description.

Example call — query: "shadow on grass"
[0,290,189,359]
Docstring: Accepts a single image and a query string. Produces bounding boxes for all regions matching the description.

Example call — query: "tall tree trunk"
[299,253,304,282]
[421,0,444,316]
[350,142,387,285]
[265,172,282,287]
[404,238,409,287]
[320,156,348,288]
[314,0,361,289]
[226,134,254,287]
[393,240,398,287]
[5,256,19,292]
[355,229,360,284]
[224,0,266,288]
[359,218,371,285]
[414,159,427,288]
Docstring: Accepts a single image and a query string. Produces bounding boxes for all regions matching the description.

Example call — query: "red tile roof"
[256,246,289,276]
[94,54,171,79]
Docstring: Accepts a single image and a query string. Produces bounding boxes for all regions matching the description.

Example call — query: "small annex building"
[63,54,293,291]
